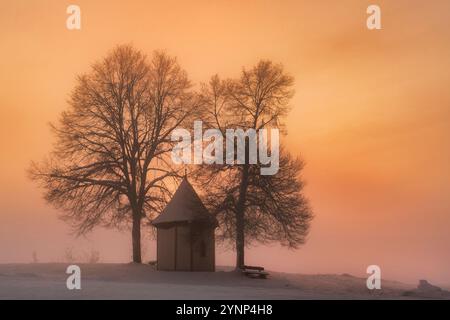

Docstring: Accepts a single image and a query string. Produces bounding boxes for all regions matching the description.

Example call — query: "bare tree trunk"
[235,212,245,269]
[132,212,142,263]
[235,163,249,270]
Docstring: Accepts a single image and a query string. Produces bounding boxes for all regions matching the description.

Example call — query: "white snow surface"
[0,263,438,300]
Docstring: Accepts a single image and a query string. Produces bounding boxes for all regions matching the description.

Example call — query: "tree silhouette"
[194,62,313,269]
[30,45,198,263]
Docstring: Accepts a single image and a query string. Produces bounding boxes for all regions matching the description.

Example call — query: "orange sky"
[1,0,449,284]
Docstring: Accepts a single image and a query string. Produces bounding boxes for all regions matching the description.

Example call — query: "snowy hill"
[0,263,444,300]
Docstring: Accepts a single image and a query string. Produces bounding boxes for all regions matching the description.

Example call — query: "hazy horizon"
[1,0,449,285]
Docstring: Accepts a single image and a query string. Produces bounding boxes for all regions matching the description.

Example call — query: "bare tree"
[30,45,198,263]
[64,247,76,263]
[194,61,313,269]
[85,250,101,264]
[32,251,39,263]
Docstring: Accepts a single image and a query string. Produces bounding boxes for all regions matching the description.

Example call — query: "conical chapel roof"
[151,177,217,227]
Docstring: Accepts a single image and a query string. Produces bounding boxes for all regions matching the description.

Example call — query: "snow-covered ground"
[0,263,446,300]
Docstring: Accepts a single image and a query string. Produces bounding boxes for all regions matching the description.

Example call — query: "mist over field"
[0,0,449,288]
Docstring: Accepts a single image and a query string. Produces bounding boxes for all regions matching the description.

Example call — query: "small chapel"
[151,176,218,272]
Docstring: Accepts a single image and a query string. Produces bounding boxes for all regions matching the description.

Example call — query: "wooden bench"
[242,265,269,279]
